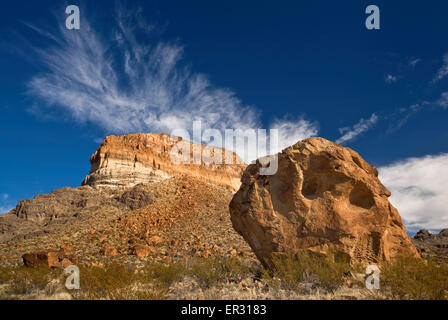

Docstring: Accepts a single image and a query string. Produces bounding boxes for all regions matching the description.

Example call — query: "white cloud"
[336,113,378,145]
[25,7,318,162]
[432,52,448,83]
[385,74,397,84]
[379,154,448,233]
[437,92,448,108]
[409,58,421,68]
[270,116,319,152]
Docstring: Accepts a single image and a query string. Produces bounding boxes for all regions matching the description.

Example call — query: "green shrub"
[0,265,60,296]
[185,256,258,288]
[262,250,350,293]
[381,257,448,300]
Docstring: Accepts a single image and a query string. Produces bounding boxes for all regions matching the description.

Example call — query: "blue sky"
[1,0,448,232]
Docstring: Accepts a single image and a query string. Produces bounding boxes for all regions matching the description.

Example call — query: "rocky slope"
[0,133,253,269]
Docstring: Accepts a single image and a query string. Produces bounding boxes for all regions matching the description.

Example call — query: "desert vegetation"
[0,254,447,300]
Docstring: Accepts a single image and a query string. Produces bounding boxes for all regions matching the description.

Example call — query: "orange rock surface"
[230,137,419,265]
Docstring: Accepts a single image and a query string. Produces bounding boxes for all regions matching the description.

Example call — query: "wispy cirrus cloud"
[25,6,318,161]
[409,58,421,68]
[385,102,428,133]
[27,13,258,134]
[385,74,397,84]
[336,113,378,145]
[432,52,448,83]
[437,92,448,108]
[379,154,448,233]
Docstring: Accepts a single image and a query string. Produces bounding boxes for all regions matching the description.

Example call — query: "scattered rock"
[88,261,105,268]
[60,243,76,255]
[118,186,155,210]
[133,244,155,258]
[147,235,163,245]
[102,246,118,257]
[230,137,419,266]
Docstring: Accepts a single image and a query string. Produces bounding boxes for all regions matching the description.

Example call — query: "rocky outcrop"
[82,133,245,191]
[12,186,132,225]
[414,229,432,240]
[229,137,419,266]
[413,228,448,264]
[414,229,448,240]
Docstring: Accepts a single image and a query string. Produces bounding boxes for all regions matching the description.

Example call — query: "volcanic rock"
[22,250,78,268]
[229,137,419,265]
[82,133,245,191]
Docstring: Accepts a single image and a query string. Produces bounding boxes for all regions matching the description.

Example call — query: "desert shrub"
[74,263,170,300]
[261,250,350,293]
[185,256,258,288]
[75,263,140,299]
[0,265,61,296]
[0,266,14,284]
[381,257,448,300]
[143,262,186,286]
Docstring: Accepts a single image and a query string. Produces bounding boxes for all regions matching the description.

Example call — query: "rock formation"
[229,137,419,265]
[413,228,448,263]
[82,133,245,191]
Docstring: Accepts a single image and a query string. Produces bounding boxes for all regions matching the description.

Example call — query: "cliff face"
[82,133,246,191]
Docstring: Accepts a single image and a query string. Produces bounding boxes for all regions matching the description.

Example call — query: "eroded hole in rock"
[349,182,375,209]
[301,175,318,198]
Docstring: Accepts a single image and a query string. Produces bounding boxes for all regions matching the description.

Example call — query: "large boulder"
[229,137,419,266]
